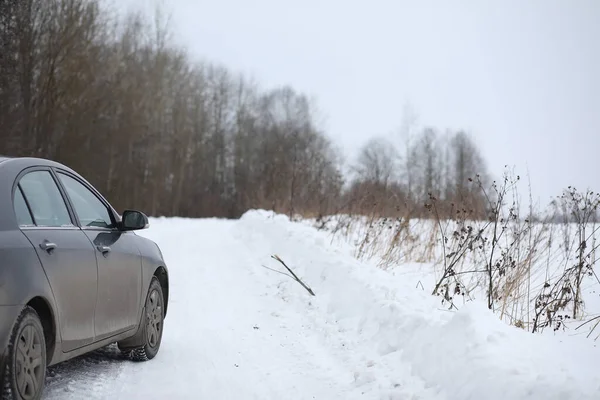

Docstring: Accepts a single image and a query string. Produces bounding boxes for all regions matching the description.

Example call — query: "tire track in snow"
[43,344,128,399]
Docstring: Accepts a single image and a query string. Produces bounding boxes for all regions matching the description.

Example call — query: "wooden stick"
[271,255,315,296]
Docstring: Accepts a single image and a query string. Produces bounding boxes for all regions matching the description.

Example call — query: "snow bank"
[234,210,600,400]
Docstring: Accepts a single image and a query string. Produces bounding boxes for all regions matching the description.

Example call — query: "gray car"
[0,156,169,400]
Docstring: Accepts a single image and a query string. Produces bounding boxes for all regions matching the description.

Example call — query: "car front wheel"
[120,277,164,362]
[1,306,47,400]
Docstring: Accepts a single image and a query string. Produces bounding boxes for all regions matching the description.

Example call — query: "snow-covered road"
[42,212,600,400]
[42,217,377,399]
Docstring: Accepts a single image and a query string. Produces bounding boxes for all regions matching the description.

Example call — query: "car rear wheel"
[119,277,164,362]
[1,306,47,400]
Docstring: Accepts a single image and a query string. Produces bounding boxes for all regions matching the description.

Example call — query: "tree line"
[346,128,491,219]
[0,0,495,219]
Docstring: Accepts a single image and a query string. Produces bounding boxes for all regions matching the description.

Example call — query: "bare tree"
[411,127,443,201]
[354,136,399,187]
[444,130,490,216]
[397,102,418,200]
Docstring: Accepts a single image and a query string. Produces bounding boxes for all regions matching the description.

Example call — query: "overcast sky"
[118,0,599,208]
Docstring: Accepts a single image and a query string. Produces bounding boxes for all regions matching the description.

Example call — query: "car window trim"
[12,166,78,229]
[16,183,36,227]
[52,168,119,231]
[19,225,83,232]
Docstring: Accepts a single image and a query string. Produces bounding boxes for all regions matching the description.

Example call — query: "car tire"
[1,306,47,400]
[120,277,165,362]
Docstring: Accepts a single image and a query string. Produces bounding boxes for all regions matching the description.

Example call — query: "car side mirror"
[120,210,149,231]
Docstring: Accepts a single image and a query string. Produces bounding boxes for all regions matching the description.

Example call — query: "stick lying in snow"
[270,254,316,296]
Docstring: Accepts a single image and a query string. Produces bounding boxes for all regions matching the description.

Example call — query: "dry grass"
[311,182,600,338]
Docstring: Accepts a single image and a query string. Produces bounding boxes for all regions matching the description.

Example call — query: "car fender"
[135,235,169,316]
[117,235,168,350]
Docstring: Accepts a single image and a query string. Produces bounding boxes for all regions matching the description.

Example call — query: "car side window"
[57,172,115,229]
[19,171,73,227]
[13,186,34,227]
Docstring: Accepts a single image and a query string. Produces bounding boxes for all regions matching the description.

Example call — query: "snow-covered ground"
[42,211,600,399]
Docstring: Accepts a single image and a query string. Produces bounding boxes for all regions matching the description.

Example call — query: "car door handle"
[39,241,57,253]
[96,245,111,254]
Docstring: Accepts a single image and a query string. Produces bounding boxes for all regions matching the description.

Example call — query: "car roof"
[0,156,76,171]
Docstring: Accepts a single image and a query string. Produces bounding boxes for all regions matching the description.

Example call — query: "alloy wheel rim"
[15,324,44,400]
[146,289,163,348]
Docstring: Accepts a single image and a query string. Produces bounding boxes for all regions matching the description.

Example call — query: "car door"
[16,168,98,353]
[54,170,143,340]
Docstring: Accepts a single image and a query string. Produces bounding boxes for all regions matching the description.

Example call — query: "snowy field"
[42,211,600,399]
